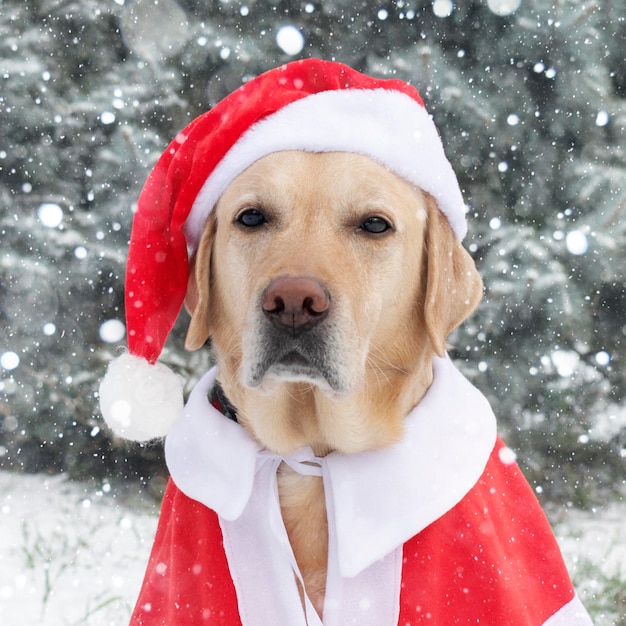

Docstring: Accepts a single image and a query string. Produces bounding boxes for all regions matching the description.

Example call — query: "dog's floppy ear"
[185,214,216,350]
[423,195,483,356]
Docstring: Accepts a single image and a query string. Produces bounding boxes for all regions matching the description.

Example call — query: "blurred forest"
[1,0,625,505]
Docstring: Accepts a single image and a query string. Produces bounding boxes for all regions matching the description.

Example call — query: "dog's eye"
[361,216,392,234]
[236,208,267,228]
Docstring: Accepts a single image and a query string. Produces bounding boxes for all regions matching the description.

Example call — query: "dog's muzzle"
[245,276,350,392]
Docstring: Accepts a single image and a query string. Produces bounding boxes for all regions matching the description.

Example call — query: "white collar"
[165,356,496,579]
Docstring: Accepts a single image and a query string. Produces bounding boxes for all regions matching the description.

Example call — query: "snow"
[595,111,610,127]
[566,230,590,255]
[0,472,158,626]
[487,0,522,17]
[506,113,521,126]
[554,503,626,583]
[99,319,126,344]
[0,352,20,371]
[100,112,116,126]
[550,502,626,625]
[551,348,581,378]
[1,471,623,625]
[432,0,454,19]
[276,26,305,56]
[36,203,63,229]
[595,351,610,367]
[120,0,190,61]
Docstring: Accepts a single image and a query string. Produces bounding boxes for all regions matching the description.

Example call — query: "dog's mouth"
[268,350,324,381]
[277,351,312,368]
[252,345,327,386]
[245,325,351,393]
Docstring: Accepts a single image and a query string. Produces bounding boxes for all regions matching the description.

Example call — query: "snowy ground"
[0,472,159,626]
[0,471,624,626]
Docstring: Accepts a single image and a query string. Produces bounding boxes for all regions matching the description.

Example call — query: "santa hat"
[99,58,469,442]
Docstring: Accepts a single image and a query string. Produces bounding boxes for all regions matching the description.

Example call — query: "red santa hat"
[99,58,469,442]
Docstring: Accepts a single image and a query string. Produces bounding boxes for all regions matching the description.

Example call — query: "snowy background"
[1,0,625,623]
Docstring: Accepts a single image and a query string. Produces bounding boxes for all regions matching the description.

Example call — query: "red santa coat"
[130,359,592,625]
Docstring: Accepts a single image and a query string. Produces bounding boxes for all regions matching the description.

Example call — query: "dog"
[99,59,592,625]
[183,150,483,616]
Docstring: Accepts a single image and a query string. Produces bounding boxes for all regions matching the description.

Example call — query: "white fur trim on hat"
[184,88,468,249]
[99,353,184,442]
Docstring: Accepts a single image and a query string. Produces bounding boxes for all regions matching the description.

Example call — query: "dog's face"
[185,151,482,454]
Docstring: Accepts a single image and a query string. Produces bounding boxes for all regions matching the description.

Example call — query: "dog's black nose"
[262,276,330,333]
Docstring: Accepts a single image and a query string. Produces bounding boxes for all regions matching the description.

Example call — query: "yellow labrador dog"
[104,59,590,625]
[184,150,482,616]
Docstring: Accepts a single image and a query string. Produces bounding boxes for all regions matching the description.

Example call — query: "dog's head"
[184,151,482,454]
[99,60,483,447]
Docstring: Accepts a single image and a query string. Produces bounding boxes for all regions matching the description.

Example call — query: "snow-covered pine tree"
[0,0,194,480]
[409,0,626,503]
[1,0,624,502]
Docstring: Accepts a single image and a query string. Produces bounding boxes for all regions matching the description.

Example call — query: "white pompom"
[99,353,184,442]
